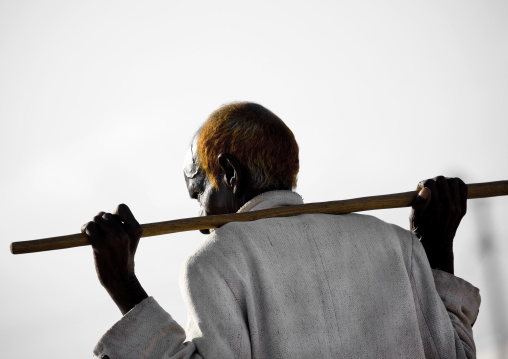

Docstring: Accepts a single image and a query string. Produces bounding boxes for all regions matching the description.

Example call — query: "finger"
[447,177,461,211]
[115,204,142,236]
[115,204,137,226]
[93,214,118,235]
[82,221,95,236]
[417,176,440,191]
[103,212,127,233]
[458,178,468,215]
[434,175,449,204]
[410,187,431,234]
[412,187,431,212]
[81,222,88,234]
[103,212,121,223]
[82,221,102,247]
[420,178,439,207]
[435,176,452,210]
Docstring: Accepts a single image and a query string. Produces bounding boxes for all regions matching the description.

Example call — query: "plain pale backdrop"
[1,1,507,358]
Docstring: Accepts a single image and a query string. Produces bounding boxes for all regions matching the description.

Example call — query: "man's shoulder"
[212,211,412,239]
[183,212,416,278]
[181,228,247,278]
[341,213,414,237]
[215,211,415,252]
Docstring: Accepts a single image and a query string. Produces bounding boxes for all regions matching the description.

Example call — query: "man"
[84,102,480,358]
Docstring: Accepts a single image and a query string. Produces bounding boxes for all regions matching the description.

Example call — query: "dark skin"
[184,153,265,233]
[82,151,256,314]
[82,146,467,314]
[410,176,468,275]
[81,206,148,315]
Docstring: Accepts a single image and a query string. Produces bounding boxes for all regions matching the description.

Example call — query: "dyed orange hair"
[196,102,299,190]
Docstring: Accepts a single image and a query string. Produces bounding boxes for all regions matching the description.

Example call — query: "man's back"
[181,191,479,358]
[94,190,480,358]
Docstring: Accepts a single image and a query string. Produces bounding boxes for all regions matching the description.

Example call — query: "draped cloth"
[94,190,480,359]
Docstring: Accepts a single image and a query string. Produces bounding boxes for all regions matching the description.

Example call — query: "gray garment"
[94,191,480,359]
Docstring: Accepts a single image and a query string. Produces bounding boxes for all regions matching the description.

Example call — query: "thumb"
[115,204,143,238]
[412,187,431,214]
[410,187,431,235]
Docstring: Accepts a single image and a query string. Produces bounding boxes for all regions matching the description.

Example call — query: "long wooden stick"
[10,180,508,255]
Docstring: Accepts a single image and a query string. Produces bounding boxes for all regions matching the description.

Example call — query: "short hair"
[196,102,299,191]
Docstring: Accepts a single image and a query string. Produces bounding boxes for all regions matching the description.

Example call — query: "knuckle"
[434,175,446,183]
[449,177,458,184]
[104,212,114,220]
[422,178,437,188]
[118,203,131,217]
[420,179,431,187]
[134,225,143,237]
[81,222,90,232]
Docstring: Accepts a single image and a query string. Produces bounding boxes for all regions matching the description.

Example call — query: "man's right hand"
[81,204,148,315]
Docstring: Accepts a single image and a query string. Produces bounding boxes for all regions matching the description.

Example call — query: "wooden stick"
[10,180,508,255]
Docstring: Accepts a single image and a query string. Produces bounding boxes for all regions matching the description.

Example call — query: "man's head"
[184,102,299,218]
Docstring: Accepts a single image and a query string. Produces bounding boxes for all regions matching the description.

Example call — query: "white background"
[1,1,507,357]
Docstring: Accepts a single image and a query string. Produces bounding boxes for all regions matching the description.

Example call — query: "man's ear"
[217,153,242,195]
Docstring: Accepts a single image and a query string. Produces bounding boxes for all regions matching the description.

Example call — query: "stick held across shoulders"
[9,180,508,255]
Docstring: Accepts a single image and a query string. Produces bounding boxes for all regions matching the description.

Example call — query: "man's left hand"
[410,176,468,274]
